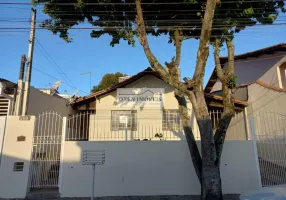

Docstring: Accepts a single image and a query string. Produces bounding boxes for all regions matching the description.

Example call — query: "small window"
[111,110,137,131]
[162,110,182,131]
[13,162,24,171]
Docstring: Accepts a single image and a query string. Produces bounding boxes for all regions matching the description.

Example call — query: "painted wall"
[211,52,286,93]
[0,116,6,164]
[27,86,74,117]
[259,56,286,88]
[60,141,261,197]
[247,83,286,114]
[0,116,35,199]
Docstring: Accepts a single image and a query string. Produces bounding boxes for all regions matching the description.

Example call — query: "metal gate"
[251,112,286,187]
[28,112,64,190]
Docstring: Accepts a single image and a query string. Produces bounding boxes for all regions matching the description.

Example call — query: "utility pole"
[80,72,92,92]
[15,55,27,116]
[22,8,36,116]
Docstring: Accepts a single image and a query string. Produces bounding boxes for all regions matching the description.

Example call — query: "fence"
[65,109,248,141]
[209,110,249,140]
[28,112,64,190]
[251,112,286,187]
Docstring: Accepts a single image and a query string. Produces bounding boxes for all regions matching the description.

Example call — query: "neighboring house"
[205,43,286,114]
[0,78,16,116]
[205,43,286,186]
[0,78,74,117]
[71,67,247,141]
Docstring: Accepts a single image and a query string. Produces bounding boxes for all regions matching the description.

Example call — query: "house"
[0,78,74,117]
[205,43,286,186]
[0,66,262,199]
[71,67,247,141]
[205,43,286,113]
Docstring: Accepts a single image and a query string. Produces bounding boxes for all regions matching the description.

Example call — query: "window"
[162,110,182,131]
[111,110,137,131]
[13,162,24,171]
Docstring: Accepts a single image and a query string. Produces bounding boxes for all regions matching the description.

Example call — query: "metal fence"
[28,112,63,189]
[65,109,248,141]
[251,112,286,187]
[209,110,249,140]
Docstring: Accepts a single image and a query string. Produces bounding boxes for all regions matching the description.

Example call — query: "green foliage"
[35,0,285,45]
[91,72,127,93]
[226,75,238,89]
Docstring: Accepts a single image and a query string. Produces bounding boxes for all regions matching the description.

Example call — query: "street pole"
[22,8,36,116]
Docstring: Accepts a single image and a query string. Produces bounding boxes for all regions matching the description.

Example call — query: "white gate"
[251,112,286,187]
[28,112,65,190]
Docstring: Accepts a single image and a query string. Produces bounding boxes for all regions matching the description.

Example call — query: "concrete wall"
[0,116,35,199]
[27,86,73,116]
[60,141,261,198]
[211,52,286,93]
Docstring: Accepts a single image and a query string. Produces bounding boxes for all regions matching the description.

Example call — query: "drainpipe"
[15,55,26,116]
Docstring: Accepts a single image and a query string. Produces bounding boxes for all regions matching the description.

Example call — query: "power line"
[2,23,286,30]
[0,0,285,5]
[32,66,88,94]
[35,38,85,95]
[2,17,286,23]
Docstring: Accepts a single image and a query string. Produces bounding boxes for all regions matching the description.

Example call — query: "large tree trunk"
[195,90,223,200]
[198,118,223,200]
[197,115,223,200]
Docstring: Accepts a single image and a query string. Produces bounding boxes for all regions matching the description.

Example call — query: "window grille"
[111,110,137,131]
[162,110,182,131]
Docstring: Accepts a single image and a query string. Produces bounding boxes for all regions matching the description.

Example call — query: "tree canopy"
[91,72,127,93]
[35,1,285,199]
[35,0,285,45]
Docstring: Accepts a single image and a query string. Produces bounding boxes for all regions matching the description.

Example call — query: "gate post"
[59,117,67,194]
[250,116,262,188]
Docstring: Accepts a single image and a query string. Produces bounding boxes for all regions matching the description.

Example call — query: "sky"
[0,4,286,97]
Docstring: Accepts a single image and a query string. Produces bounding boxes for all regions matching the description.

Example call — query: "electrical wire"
[35,38,86,95]
[32,66,88,94]
[0,0,285,5]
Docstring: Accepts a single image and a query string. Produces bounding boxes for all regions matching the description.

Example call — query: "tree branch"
[214,39,224,81]
[192,0,218,87]
[135,0,192,95]
[214,39,235,165]
[174,29,183,69]
[225,39,235,78]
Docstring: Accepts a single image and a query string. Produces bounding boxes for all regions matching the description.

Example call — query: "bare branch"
[214,39,224,81]
[174,29,183,69]
[192,0,218,86]
[214,39,236,165]
[225,39,235,78]
[135,0,167,76]
[135,0,192,95]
